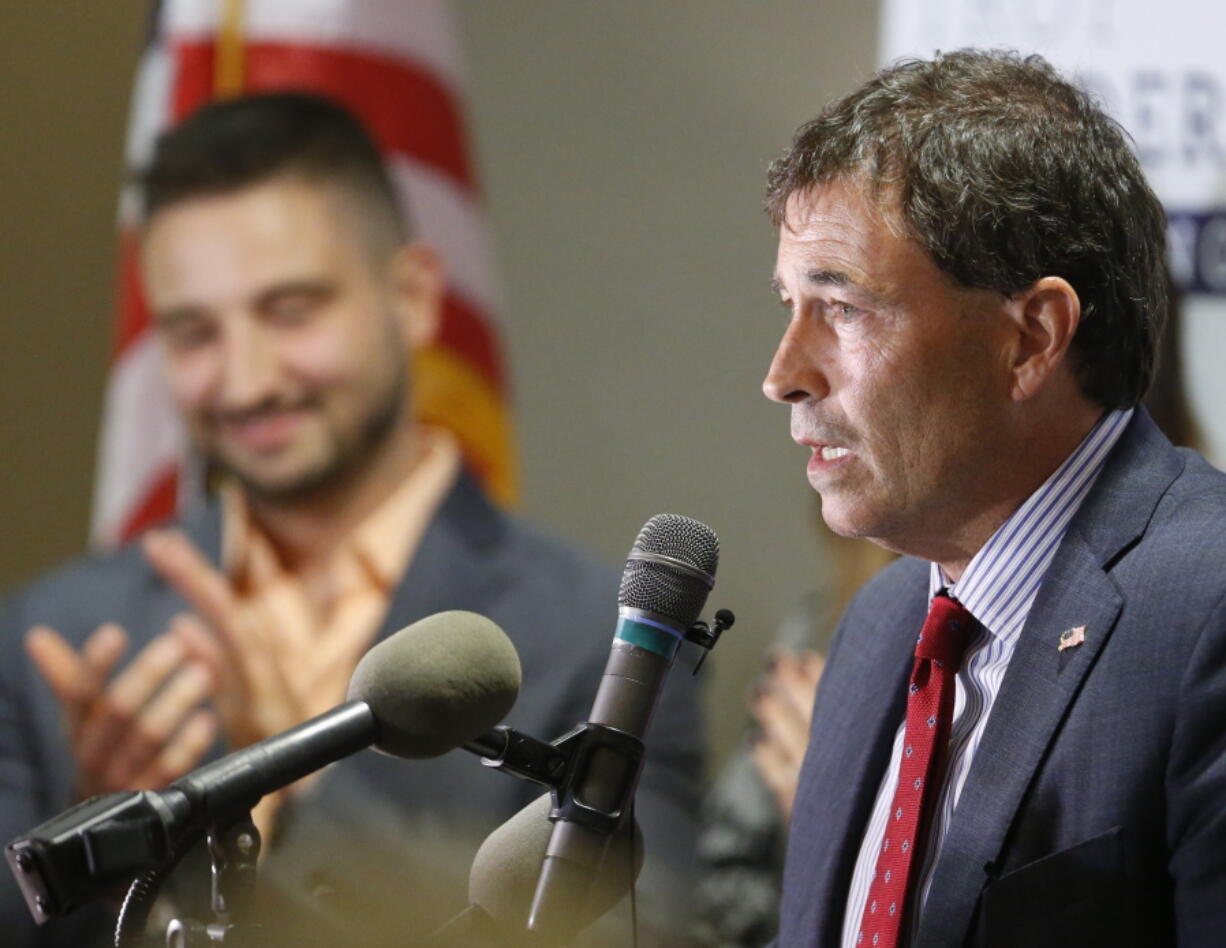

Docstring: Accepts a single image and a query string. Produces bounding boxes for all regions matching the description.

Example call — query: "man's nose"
[219,321,280,409]
[762,318,829,404]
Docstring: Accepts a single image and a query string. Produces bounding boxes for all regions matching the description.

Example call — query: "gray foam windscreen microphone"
[347,610,522,758]
[470,794,644,933]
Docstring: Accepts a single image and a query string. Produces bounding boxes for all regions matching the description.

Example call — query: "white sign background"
[881,0,1226,464]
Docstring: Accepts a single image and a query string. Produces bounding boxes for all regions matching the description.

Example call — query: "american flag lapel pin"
[1058,625,1086,652]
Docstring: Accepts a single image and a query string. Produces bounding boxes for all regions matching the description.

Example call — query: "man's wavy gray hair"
[766,49,1168,410]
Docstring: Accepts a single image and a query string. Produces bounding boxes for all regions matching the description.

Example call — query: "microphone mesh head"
[618,514,719,627]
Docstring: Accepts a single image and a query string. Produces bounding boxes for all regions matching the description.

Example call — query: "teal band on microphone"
[615,616,682,659]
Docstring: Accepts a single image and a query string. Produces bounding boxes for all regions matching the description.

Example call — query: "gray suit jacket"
[778,411,1226,947]
[0,474,704,946]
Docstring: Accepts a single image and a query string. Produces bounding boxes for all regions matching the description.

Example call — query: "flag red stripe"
[170,39,475,190]
[119,467,179,539]
[439,291,507,391]
[114,231,151,359]
[170,39,215,119]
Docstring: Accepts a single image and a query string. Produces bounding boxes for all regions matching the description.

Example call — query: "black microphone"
[426,793,643,947]
[527,514,718,942]
[6,610,521,925]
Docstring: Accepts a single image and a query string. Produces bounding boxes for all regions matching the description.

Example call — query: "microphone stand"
[446,610,735,948]
[114,809,265,948]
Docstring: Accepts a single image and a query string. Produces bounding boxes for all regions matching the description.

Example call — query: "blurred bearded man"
[0,93,701,948]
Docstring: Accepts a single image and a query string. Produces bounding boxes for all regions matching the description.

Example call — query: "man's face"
[763,178,1016,554]
[142,177,414,503]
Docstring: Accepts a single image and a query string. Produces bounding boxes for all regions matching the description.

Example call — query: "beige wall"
[0,2,149,583]
[0,2,880,770]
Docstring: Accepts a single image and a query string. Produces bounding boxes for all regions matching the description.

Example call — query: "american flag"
[92,0,515,546]
[1058,625,1086,652]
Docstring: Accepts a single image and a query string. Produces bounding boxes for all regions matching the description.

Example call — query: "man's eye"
[266,292,325,324]
[163,322,216,351]
[831,301,862,321]
[268,300,313,323]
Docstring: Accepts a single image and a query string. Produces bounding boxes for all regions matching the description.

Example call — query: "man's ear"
[388,241,445,350]
[1006,276,1081,402]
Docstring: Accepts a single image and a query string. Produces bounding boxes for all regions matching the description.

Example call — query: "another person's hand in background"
[142,528,374,838]
[25,620,217,800]
[142,529,315,751]
[748,647,824,819]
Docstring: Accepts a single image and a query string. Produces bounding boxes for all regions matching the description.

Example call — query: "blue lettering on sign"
[1168,211,1226,295]
[1183,73,1222,166]
[1078,70,1224,174]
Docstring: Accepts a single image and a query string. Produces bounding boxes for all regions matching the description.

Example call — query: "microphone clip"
[469,723,645,837]
[685,607,736,673]
[545,723,645,836]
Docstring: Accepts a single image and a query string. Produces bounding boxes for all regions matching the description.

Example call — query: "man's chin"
[215,453,349,506]
[204,393,401,507]
[817,493,884,541]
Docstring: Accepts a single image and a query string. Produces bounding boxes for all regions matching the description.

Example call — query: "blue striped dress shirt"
[840,407,1134,947]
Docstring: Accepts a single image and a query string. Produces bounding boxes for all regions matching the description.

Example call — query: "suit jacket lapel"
[137,502,225,634]
[371,471,505,645]
[183,502,225,568]
[915,411,1184,947]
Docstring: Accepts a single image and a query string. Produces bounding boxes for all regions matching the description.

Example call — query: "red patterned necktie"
[855,592,974,948]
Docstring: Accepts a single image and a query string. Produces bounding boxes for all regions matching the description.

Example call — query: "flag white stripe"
[389,157,502,319]
[91,335,186,545]
[123,42,174,173]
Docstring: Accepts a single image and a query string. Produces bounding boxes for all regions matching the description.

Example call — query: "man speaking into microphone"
[765,51,1226,947]
[0,93,702,947]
